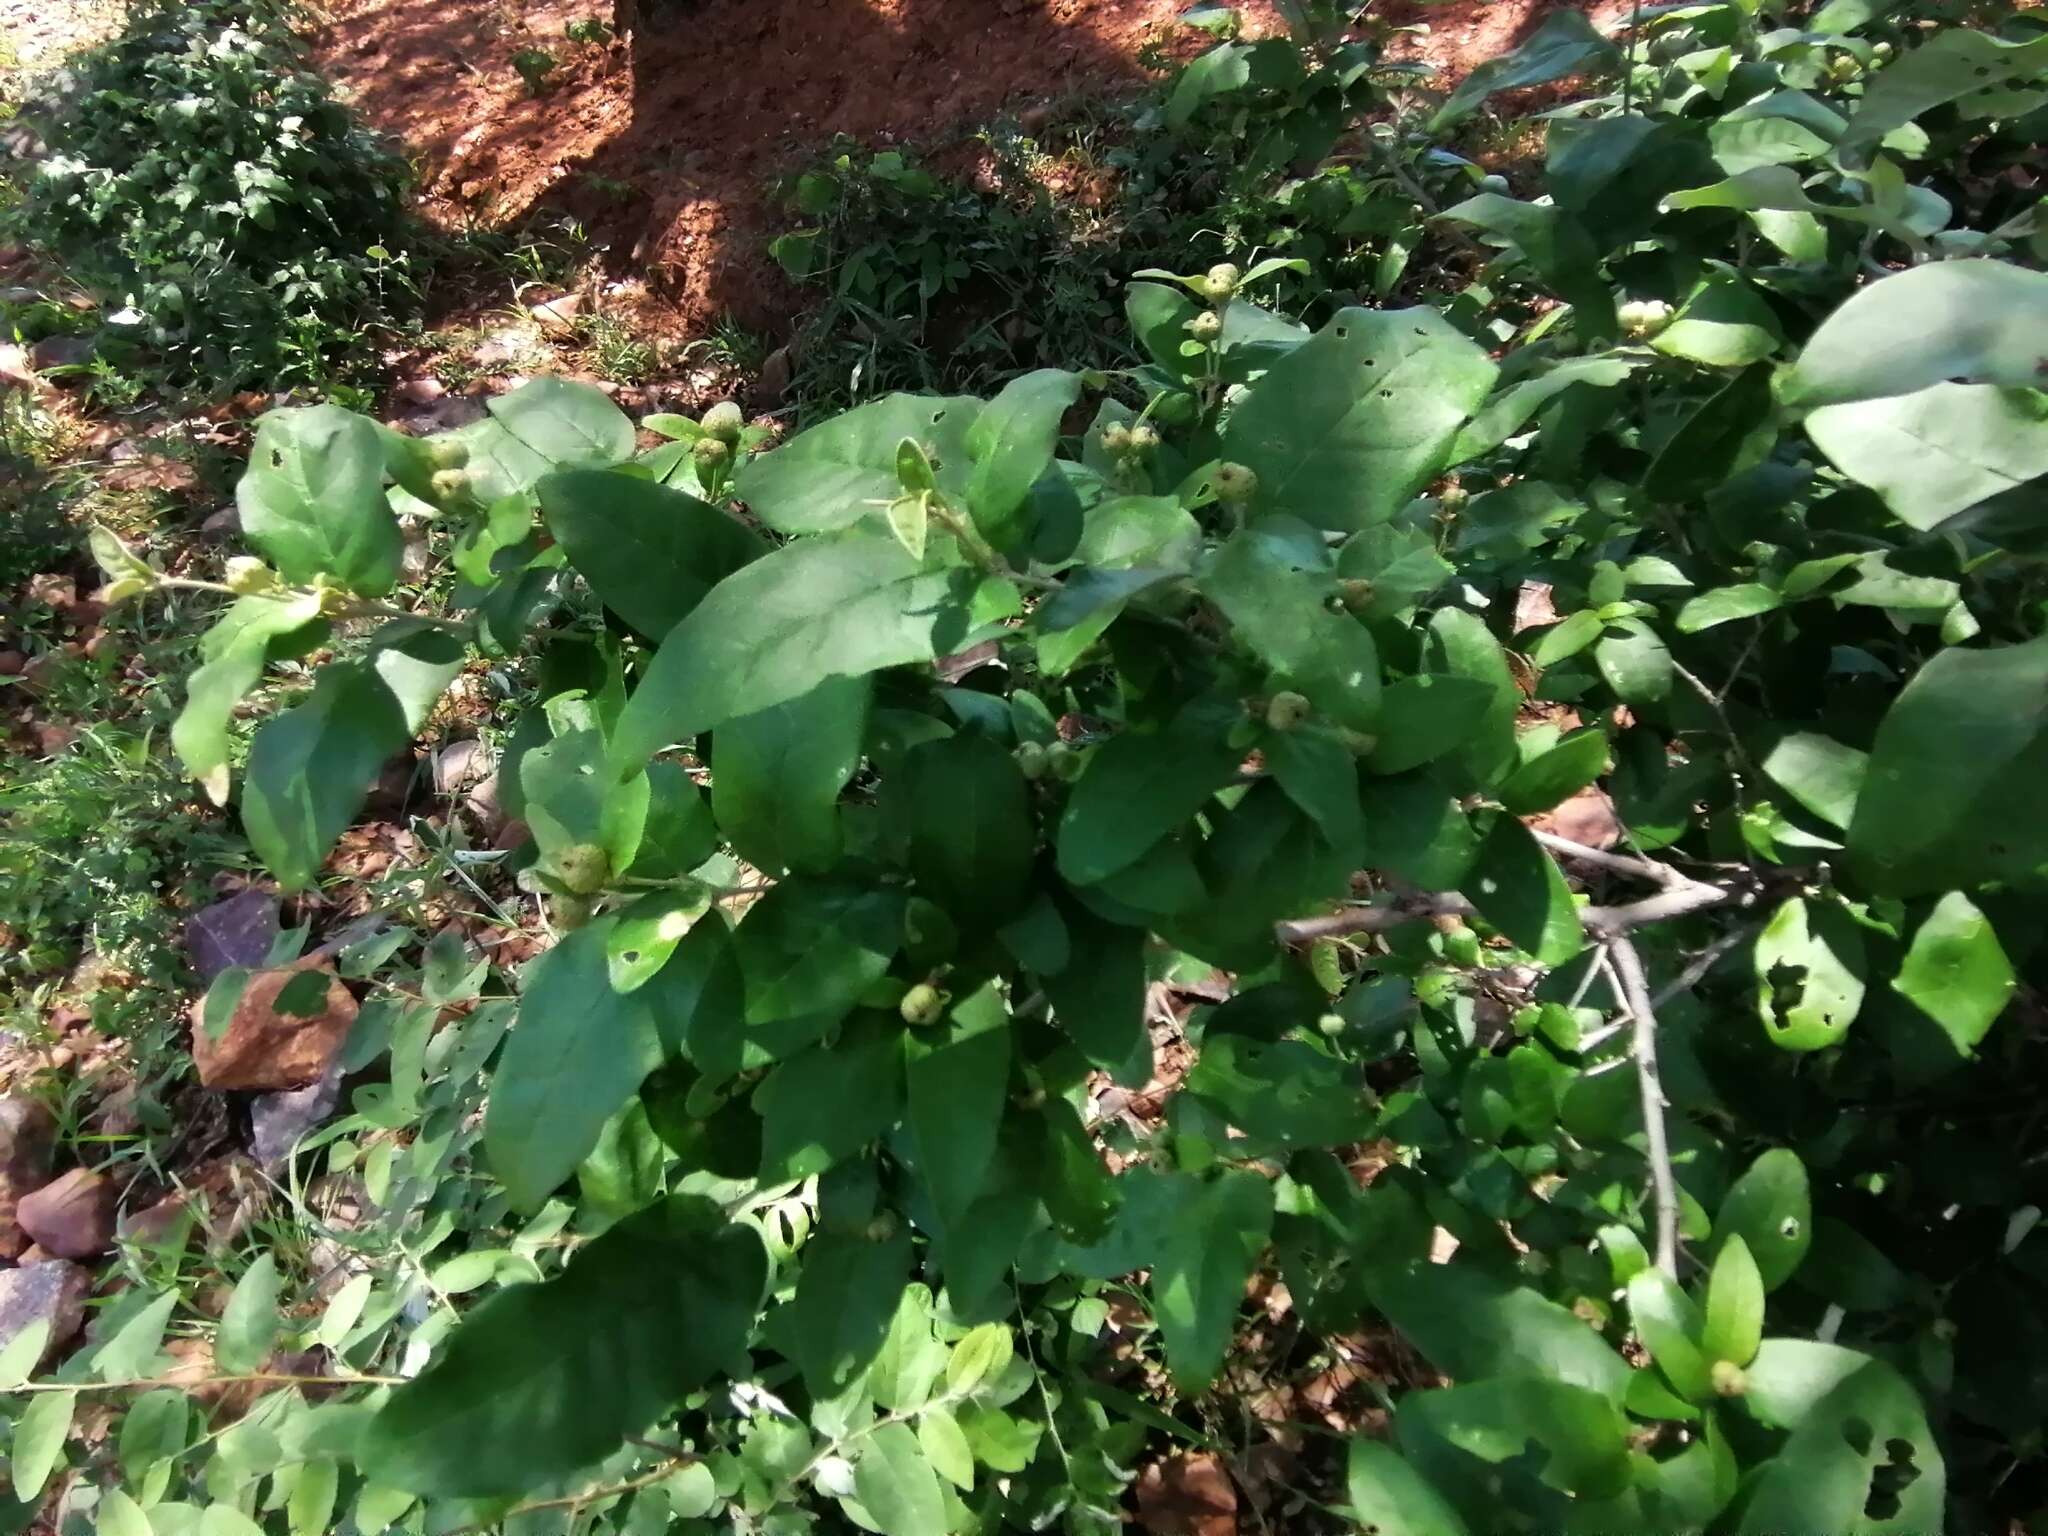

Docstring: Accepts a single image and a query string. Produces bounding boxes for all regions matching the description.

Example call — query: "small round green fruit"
[900,983,946,1027]
[700,400,744,443]
[1212,461,1258,503]
[1266,691,1312,731]
[1200,262,1241,300]
[1711,1360,1748,1397]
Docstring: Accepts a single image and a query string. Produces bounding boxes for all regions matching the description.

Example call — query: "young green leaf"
[853,1421,948,1536]
[11,1389,75,1500]
[713,675,868,875]
[1345,1439,1471,1536]
[788,1226,913,1400]
[1713,1149,1811,1291]
[1462,817,1583,965]
[1890,891,2015,1056]
[1702,1234,1765,1369]
[734,394,981,534]
[904,985,1012,1227]
[237,406,404,594]
[1627,1268,1712,1401]
[486,375,635,466]
[215,1254,282,1374]
[1753,897,1867,1052]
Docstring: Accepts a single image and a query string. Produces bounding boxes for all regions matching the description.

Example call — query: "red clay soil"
[307,0,1611,339]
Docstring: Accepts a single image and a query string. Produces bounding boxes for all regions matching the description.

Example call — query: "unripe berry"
[224,556,279,595]
[1442,924,1482,969]
[1266,691,1311,731]
[1617,298,1674,338]
[1151,390,1198,426]
[1338,577,1375,615]
[426,437,469,470]
[864,1212,899,1242]
[1212,461,1258,503]
[900,983,945,1027]
[1186,309,1223,342]
[692,436,731,468]
[1047,741,1084,781]
[1476,173,1510,194]
[1438,482,1469,511]
[1317,1011,1345,1036]
[1200,262,1240,300]
[700,400,744,443]
[1100,421,1132,454]
[1711,1360,1748,1397]
[430,467,472,503]
[1015,740,1049,779]
[1127,423,1160,454]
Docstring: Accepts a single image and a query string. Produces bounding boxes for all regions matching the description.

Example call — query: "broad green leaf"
[613,533,1005,766]
[486,376,634,466]
[172,592,327,803]
[1703,1235,1764,1369]
[1423,607,1519,786]
[1345,1439,1471,1536]
[1532,609,1602,665]
[1055,723,1239,886]
[1448,357,1635,463]
[238,406,403,594]
[1627,1268,1712,1401]
[905,985,1012,1226]
[734,879,904,1032]
[1737,1351,1945,1535]
[1754,897,1866,1052]
[755,1021,906,1181]
[1202,526,1381,730]
[1166,40,1252,127]
[1651,275,1782,368]
[1334,523,1454,619]
[446,416,553,503]
[1184,1034,1375,1148]
[98,1488,153,1536]
[734,394,980,534]
[1499,727,1607,815]
[242,624,465,890]
[1042,910,1146,1074]
[1806,383,2048,531]
[287,1460,339,1536]
[11,1389,74,1500]
[631,760,719,880]
[945,1323,1014,1397]
[361,1196,765,1497]
[1265,728,1365,850]
[868,1285,948,1413]
[0,1319,50,1388]
[1847,635,2048,894]
[1593,619,1673,704]
[1712,1149,1810,1291]
[1759,732,1865,831]
[606,887,711,993]
[1785,259,2048,408]
[1360,769,1482,890]
[1839,29,2048,150]
[1365,1261,1631,1404]
[1148,1169,1274,1390]
[903,732,1035,925]
[1709,112,1834,176]
[1890,891,2015,1056]
[1429,9,1618,128]
[1221,307,1496,531]
[484,921,666,1210]
[853,1422,947,1536]
[1677,584,1782,633]
[215,1254,281,1374]
[965,369,1081,552]
[1463,817,1583,965]
[522,724,650,882]
[539,470,768,639]
[918,1408,975,1492]
[1438,195,1616,337]
[713,676,868,875]
[789,1227,912,1399]
[1396,1379,1632,1513]
[1646,365,1779,503]
[1364,675,1495,776]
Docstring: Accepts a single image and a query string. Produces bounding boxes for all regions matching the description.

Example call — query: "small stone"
[118,1193,193,1250]
[17,1168,120,1259]
[185,889,281,984]
[28,333,94,372]
[531,294,584,332]
[17,1244,56,1265]
[755,343,795,406]
[0,1261,91,1367]
[188,960,358,1092]
[0,341,35,391]
[432,739,494,795]
[0,1097,59,1260]
[393,377,446,404]
[199,505,242,540]
[250,1063,344,1167]
[0,651,24,677]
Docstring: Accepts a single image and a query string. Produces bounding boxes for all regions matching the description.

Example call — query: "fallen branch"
[1530,830,1688,888]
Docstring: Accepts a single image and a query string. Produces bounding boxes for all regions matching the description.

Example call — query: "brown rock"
[0,341,34,391]
[0,1260,92,1367]
[531,293,584,332]
[188,960,359,1092]
[1529,785,1622,851]
[24,573,75,610]
[0,1097,58,1260]
[17,1244,57,1264]
[0,650,24,676]
[17,1168,120,1259]
[118,1193,193,1251]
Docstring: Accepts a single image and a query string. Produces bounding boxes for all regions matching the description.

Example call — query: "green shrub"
[9,0,414,392]
[32,2,2048,1532]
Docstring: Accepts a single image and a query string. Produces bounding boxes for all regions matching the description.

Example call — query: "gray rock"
[250,1063,344,1168]
[0,1261,91,1368]
[186,889,281,983]
[28,333,94,372]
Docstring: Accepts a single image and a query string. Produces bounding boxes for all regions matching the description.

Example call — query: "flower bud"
[1100,421,1132,454]
[700,400,744,443]
[692,436,731,468]
[1186,309,1223,342]
[1212,461,1258,503]
[1617,298,1674,338]
[426,437,469,470]
[1711,1360,1748,1397]
[1127,423,1160,454]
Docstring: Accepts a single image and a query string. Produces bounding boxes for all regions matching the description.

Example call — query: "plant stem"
[10,1370,406,1394]
[1606,937,1679,1277]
